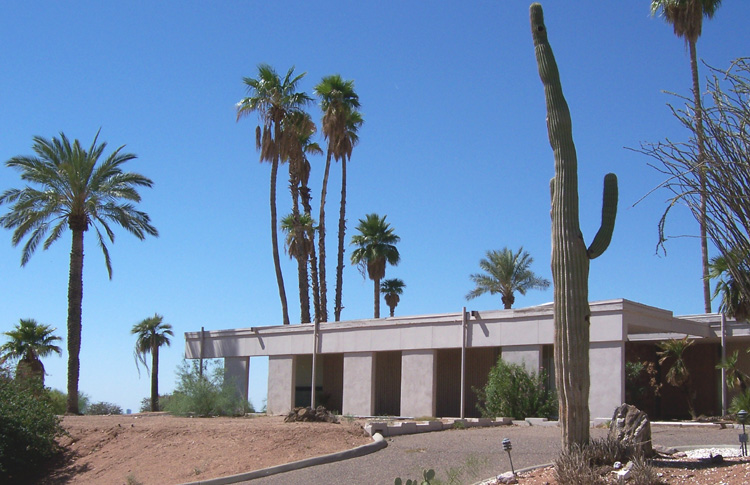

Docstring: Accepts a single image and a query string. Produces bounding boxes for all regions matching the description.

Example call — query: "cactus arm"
[587,173,619,259]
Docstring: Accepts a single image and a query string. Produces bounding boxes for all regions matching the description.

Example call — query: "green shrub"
[0,367,66,483]
[46,389,90,414]
[166,360,253,416]
[474,358,557,419]
[87,401,123,415]
[139,394,174,412]
[730,388,750,415]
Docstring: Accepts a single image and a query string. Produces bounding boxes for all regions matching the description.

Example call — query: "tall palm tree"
[657,336,696,418]
[237,64,312,325]
[333,110,363,322]
[350,213,400,319]
[0,132,158,414]
[708,251,750,321]
[465,247,550,309]
[651,0,723,313]
[314,75,361,322]
[131,314,173,412]
[380,278,406,317]
[283,111,322,323]
[0,318,62,387]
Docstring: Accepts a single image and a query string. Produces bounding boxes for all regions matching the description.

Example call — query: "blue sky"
[1,1,748,413]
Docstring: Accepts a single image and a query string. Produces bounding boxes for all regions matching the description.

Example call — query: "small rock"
[613,461,622,470]
[496,471,518,484]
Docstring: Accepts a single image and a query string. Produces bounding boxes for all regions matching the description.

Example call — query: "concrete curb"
[180,433,387,485]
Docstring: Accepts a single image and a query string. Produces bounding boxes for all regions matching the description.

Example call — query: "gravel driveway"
[246,424,740,484]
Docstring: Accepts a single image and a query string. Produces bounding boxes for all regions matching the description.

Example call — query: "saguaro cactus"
[530,3,618,450]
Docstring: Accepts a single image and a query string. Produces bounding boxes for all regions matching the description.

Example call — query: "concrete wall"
[502,345,542,371]
[589,342,625,420]
[267,355,294,415]
[342,352,375,416]
[224,357,249,403]
[400,350,437,418]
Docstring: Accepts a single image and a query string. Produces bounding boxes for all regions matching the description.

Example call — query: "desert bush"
[46,389,90,414]
[139,393,174,412]
[0,366,65,483]
[553,437,655,485]
[475,358,557,419]
[86,401,123,415]
[730,388,750,415]
[166,359,253,416]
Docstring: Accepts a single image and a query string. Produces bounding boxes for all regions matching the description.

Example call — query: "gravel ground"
[245,424,741,484]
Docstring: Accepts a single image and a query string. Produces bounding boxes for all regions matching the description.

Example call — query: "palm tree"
[716,350,749,392]
[131,314,173,412]
[657,336,696,418]
[708,251,750,321]
[280,213,317,323]
[237,64,313,325]
[380,278,406,317]
[334,110,363,322]
[0,132,158,414]
[314,75,361,322]
[0,318,62,387]
[283,111,323,323]
[350,213,400,319]
[465,247,550,309]
[651,0,723,313]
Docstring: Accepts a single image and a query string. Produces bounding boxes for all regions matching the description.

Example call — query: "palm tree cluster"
[237,65,363,324]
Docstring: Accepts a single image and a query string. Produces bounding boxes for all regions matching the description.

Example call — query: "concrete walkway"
[242,423,739,484]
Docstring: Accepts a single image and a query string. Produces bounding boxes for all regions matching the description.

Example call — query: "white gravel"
[684,447,742,458]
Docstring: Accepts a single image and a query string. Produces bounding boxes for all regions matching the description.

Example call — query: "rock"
[495,471,518,484]
[284,406,339,424]
[608,403,653,457]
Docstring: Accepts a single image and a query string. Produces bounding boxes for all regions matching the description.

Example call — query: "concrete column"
[501,345,542,371]
[267,355,295,415]
[342,352,375,416]
[224,357,249,403]
[589,341,625,420]
[401,349,437,418]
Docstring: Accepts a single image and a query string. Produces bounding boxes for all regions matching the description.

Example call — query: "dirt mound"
[40,413,370,484]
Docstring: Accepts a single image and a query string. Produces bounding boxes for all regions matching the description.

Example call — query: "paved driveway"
[246,424,739,484]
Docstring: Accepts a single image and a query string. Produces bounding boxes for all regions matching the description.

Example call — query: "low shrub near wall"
[474,358,557,420]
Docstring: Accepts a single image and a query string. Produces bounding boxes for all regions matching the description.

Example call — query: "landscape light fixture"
[502,438,515,475]
[738,409,748,456]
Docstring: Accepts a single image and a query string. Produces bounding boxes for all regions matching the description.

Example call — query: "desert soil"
[37,414,750,485]
[41,413,371,485]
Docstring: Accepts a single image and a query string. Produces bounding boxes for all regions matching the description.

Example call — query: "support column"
[501,345,542,371]
[589,341,625,420]
[401,349,437,418]
[224,357,250,404]
[267,355,295,415]
[342,352,375,416]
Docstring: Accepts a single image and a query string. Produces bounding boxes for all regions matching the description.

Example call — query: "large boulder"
[608,403,653,457]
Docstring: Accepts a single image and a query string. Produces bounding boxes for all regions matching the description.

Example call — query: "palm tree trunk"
[334,156,348,321]
[270,157,290,325]
[318,150,333,322]
[689,39,712,314]
[374,277,381,319]
[66,228,84,414]
[291,181,311,323]
[301,186,321,323]
[151,342,159,412]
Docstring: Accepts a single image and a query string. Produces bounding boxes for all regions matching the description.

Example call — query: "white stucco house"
[184,299,750,421]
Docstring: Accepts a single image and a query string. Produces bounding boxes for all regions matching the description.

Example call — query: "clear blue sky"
[1,1,748,413]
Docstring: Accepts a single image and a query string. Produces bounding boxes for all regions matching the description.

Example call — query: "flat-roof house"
[184,299,750,421]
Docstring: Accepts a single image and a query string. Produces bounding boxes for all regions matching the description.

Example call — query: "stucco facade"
[184,299,750,420]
